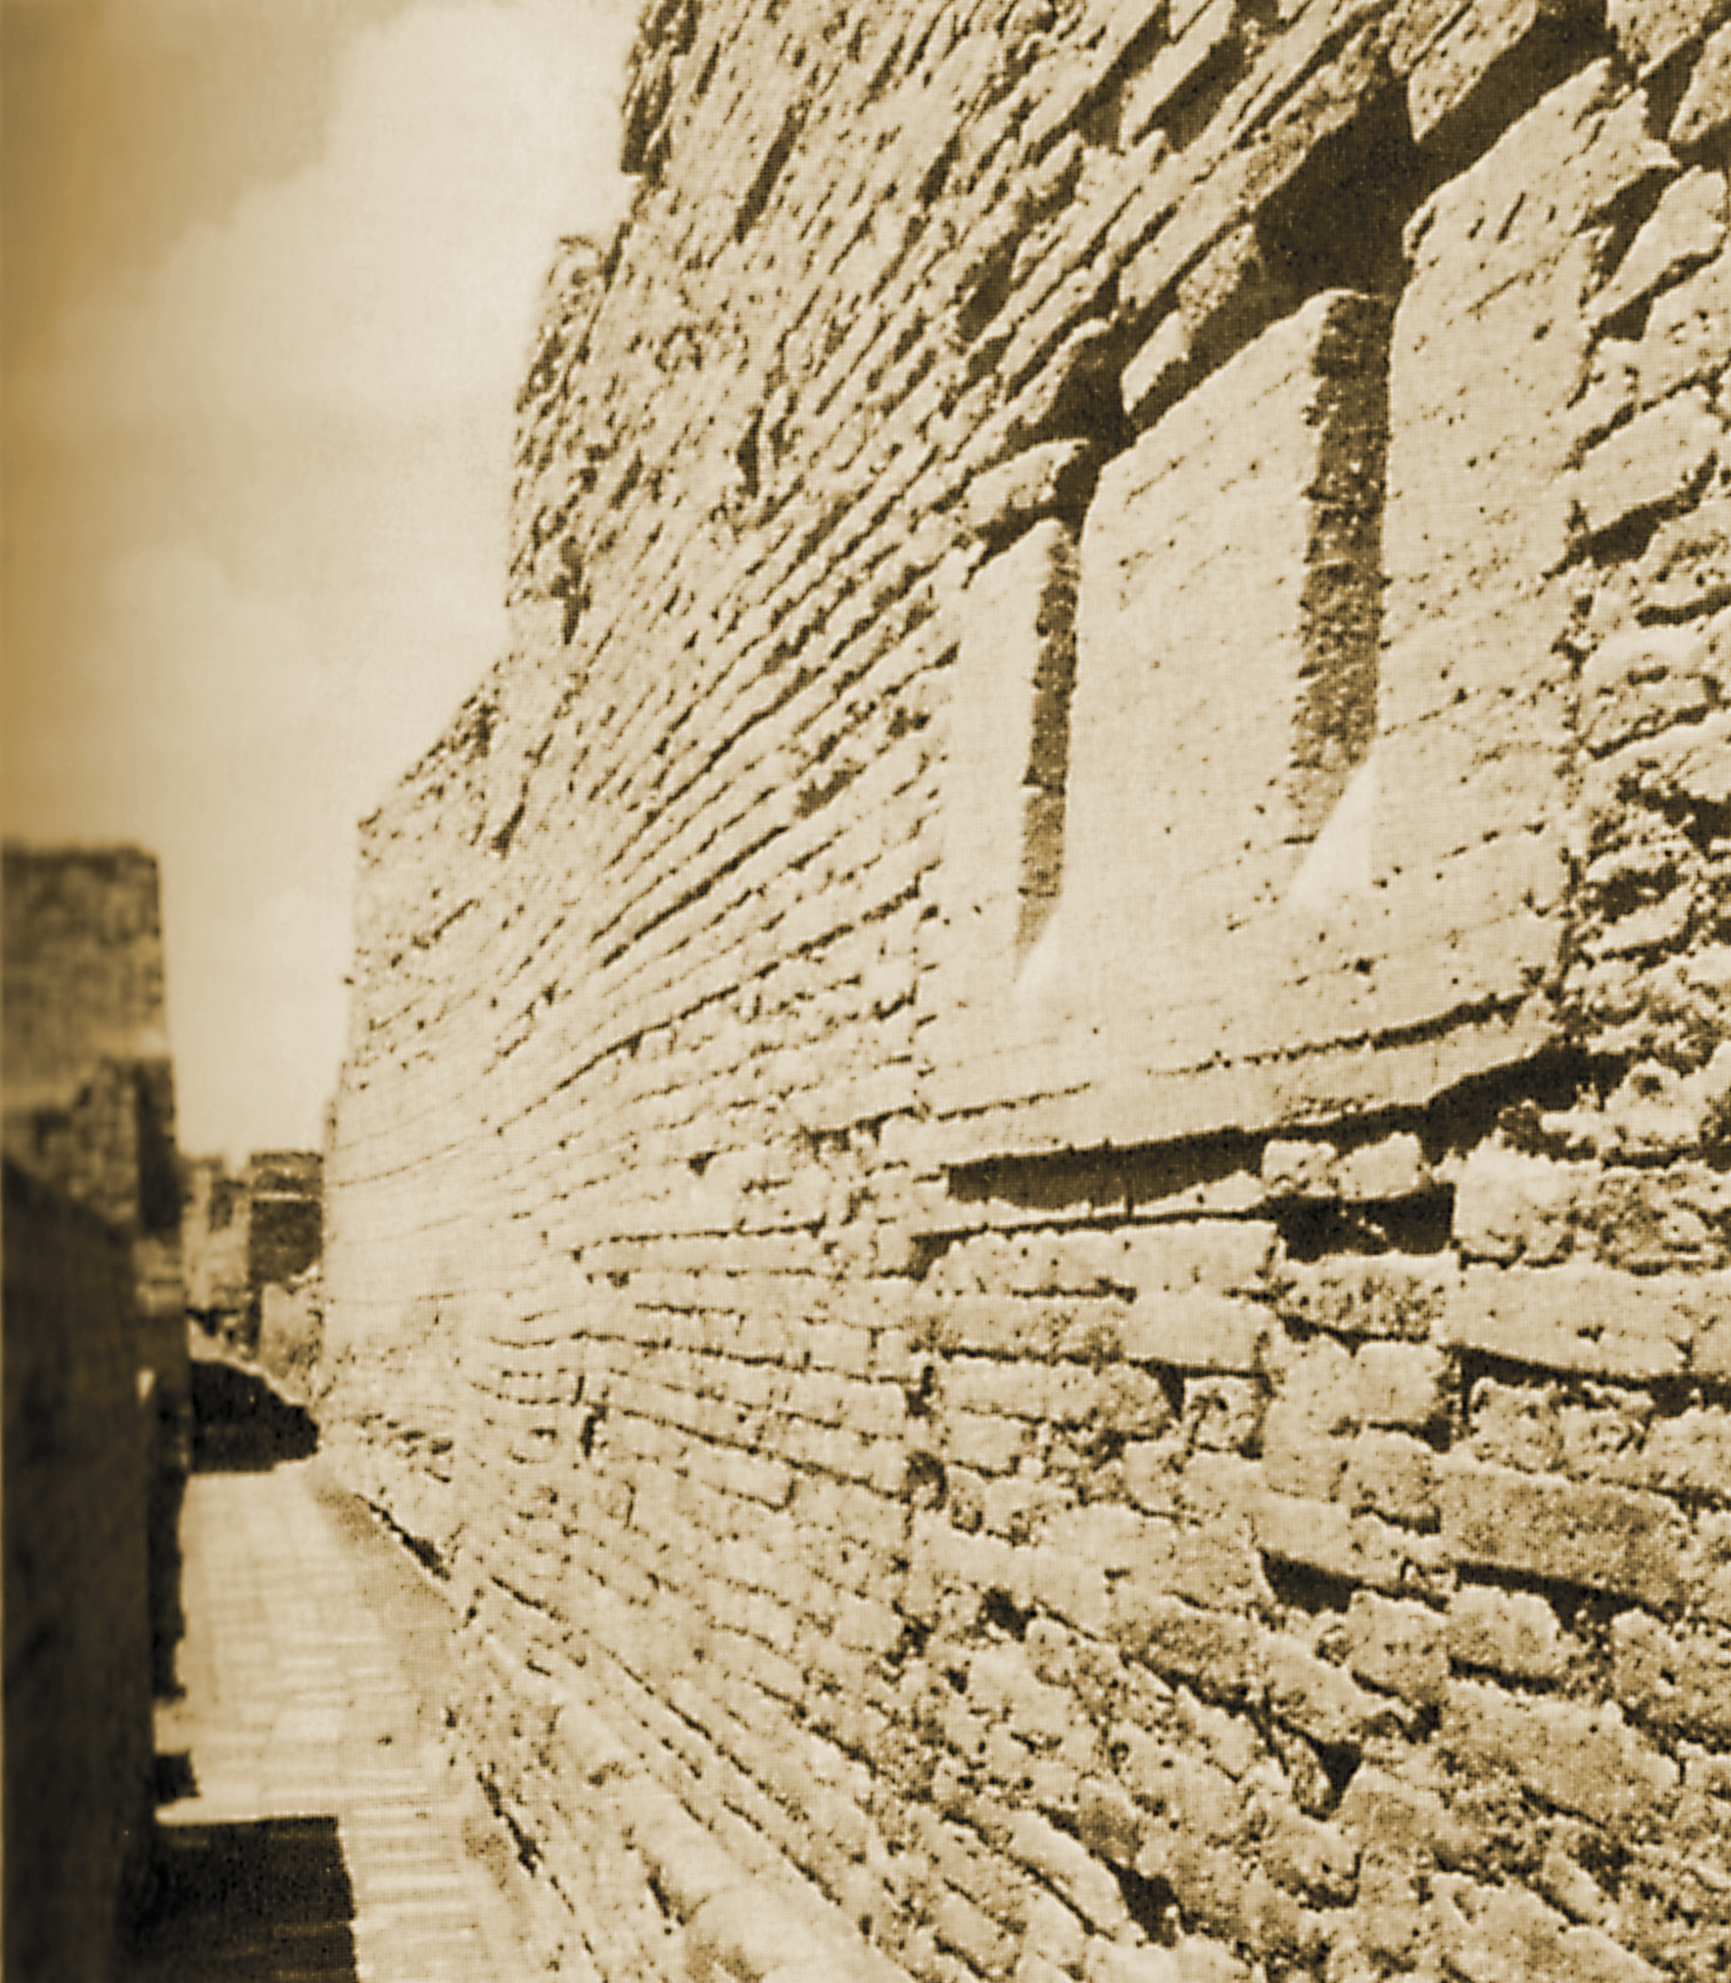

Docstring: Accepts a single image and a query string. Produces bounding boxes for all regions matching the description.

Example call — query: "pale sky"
[3,0,639,1163]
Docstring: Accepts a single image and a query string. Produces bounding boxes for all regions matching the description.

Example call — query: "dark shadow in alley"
[190,1358,319,1472]
[123,1816,356,1981]
[153,1750,199,1805]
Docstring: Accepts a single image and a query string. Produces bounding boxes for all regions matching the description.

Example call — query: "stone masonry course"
[322,3,1731,1980]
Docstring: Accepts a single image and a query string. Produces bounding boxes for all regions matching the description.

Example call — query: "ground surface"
[125,1456,544,1982]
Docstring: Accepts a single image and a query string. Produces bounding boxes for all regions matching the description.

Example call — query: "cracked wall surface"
[323,3,1731,1978]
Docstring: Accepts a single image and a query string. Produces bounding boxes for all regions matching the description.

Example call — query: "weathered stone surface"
[1638,242,1731,402]
[1451,1143,1585,1264]
[1608,0,1731,74]
[1119,1290,1268,1372]
[1070,289,1390,968]
[1580,623,1717,757]
[1443,1679,1679,1828]
[1443,1263,1694,1378]
[320,8,1731,1977]
[1672,21,1731,148]
[1354,1342,1451,1431]
[1612,1609,1731,1741]
[1439,1460,1688,1607]
[1121,310,1192,428]
[966,440,1097,541]
[1336,1764,1478,1867]
[1433,1875,1668,1983]
[1446,1583,1567,1681]
[1274,1254,1451,1340]
[943,518,1079,998]
[1404,0,1599,152]
[1589,167,1726,327]
[1344,1591,1450,1707]
[1574,389,1721,538]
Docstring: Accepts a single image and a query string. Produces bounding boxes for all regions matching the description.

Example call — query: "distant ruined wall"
[181,1153,251,1320]
[4,1163,156,1983]
[3,844,187,1391]
[325,4,1731,1979]
[4,843,190,1696]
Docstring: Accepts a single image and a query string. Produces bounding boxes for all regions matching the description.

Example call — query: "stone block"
[1111,1591,1260,1701]
[1405,0,1599,153]
[1442,1679,1679,1828]
[1612,1608,1731,1741]
[966,441,1097,541]
[1263,1633,1409,1750]
[1006,1809,1132,1935]
[930,1885,1015,1975]
[1354,1342,1451,1431]
[1261,1398,1352,1501]
[1439,1459,1687,1607]
[1590,167,1726,328]
[1254,1486,1427,1594]
[1120,1222,1279,1298]
[1433,1875,1668,1983]
[1336,1132,1431,1202]
[1672,22,1731,147]
[1446,1583,1566,1681]
[1443,1264,1693,1379]
[1637,242,1731,402]
[1120,1289,1269,1372]
[1122,311,1192,428]
[1608,0,1731,73]
[1135,1832,1251,1946]
[1175,223,1301,382]
[1336,1764,1479,1867]
[1342,1431,1439,1530]
[1344,1591,1450,1708]
[1120,0,1237,149]
[1640,1405,1731,1498]
[1274,1254,1452,1340]
[1574,389,1720,539]
[1260,1803,1358,1902]
[1023,1890,1089,1972]
[1262,1140,1338,1198]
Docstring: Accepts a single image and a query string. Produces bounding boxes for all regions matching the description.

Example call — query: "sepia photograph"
[4,0,1730,1977]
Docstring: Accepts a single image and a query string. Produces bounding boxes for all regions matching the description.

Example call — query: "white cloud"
[33,0,635,426]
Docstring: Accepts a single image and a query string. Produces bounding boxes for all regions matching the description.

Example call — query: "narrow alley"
[126,1449,538,1982]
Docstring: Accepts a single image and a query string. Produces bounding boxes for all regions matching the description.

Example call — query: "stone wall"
[182,1153,251,1324]
[3,844,187,1391]
[246,1149,324,1299]
[4,841,190,1691]
[184,1148,324,1363]
[324,4,1731,1979]
[4,1161,155,1983]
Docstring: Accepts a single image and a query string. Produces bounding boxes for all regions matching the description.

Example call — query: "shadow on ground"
[190,1359,319,1472]
[123,1816,356,1981]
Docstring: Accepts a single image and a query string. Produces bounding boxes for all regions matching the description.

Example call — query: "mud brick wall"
[4,1162,156,1983]
[3,846,182,1242]
[182,1153,251,1322]
[4,841,190,1693]
[2,844,187,1381]
[246,1149,323,1309]
[324,3,1731,1979]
